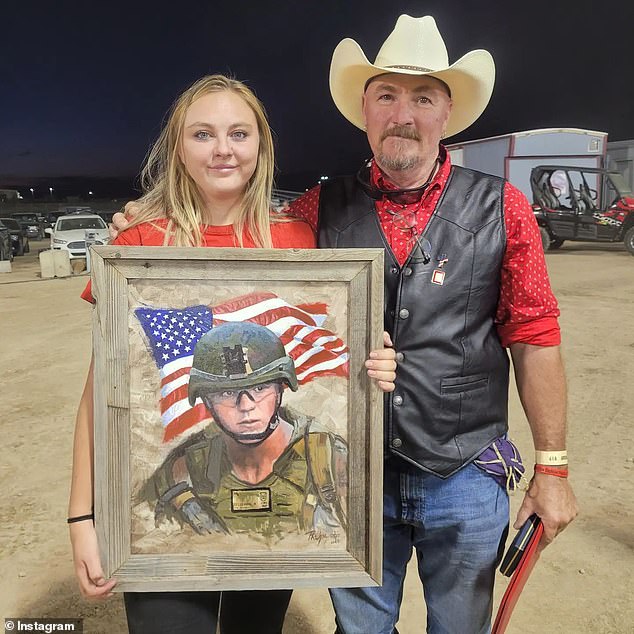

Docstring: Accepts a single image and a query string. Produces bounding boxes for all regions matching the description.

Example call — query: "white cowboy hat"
[329,15,495,138]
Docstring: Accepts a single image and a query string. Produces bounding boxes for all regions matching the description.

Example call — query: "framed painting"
[90,245,384,592]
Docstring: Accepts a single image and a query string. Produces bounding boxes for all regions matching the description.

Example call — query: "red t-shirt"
[81,217,315,303]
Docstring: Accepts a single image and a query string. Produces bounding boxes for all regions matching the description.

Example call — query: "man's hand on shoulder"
[108,201,140,241]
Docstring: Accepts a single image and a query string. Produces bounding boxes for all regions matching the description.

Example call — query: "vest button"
[393,395,403,406]
[390,266,399,275]
[392,438,402,448]
[395,352,404,363]
[390,309,395,317]
[403,267,412,276]
[399,308,409,319]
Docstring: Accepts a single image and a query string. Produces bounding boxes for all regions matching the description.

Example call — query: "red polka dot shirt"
[288,147,561,347]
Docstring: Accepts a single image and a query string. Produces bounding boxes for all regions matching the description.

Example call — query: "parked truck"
[447,128,634,255]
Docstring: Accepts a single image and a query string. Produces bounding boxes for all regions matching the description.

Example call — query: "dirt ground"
[1,240,632,633]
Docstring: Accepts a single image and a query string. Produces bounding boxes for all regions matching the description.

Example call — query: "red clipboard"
[492,519,544,634]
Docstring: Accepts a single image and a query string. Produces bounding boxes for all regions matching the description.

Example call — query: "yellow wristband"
[535,450,568,466]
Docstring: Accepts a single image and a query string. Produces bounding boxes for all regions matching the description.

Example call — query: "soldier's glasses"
[205,382,279,407]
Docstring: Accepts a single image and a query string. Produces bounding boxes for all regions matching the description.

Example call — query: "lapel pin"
[431,269,445,285]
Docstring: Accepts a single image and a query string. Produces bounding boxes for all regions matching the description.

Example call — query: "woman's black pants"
[124,589,293,633]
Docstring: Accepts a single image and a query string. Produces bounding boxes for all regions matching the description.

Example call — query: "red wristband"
[534,464,568,478]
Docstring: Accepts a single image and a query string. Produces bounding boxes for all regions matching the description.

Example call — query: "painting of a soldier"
[147,321,347,542]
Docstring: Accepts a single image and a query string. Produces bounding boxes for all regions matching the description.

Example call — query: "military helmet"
[188,321,298,405]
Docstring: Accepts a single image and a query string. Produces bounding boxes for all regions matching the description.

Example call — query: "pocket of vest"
[440,374,489,394]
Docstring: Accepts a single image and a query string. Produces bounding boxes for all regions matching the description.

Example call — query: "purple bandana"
[474,437,527,491]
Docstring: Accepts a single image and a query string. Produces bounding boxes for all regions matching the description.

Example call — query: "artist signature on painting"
[307,530,340,545]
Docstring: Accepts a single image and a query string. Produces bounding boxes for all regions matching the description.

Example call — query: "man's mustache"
[380,125,421,142]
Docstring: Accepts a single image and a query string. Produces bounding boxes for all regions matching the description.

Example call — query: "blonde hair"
[127,74,275,247]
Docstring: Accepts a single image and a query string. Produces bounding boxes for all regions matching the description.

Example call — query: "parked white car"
[48,214,109,259]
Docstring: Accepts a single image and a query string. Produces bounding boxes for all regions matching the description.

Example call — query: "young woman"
[69,74,395,634]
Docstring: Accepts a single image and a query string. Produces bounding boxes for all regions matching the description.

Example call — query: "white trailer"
[447,128,607,201]
[607,139,634,192]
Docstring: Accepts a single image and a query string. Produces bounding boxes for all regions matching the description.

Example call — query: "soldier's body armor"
[204,440,315,538]
[153,407,346,539]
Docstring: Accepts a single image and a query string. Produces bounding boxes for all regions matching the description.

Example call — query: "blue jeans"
[330,458,509,634]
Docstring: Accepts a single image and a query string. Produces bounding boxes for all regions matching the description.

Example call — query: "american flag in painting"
[135,292,349,442]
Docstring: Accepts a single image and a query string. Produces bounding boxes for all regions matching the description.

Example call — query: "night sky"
[2,0,633,194]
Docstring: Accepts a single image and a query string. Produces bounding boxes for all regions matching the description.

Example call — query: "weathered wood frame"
[91,245,384,592]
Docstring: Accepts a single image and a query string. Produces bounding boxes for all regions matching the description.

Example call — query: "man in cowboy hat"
[111,14,577,632]
[287,14,578,633]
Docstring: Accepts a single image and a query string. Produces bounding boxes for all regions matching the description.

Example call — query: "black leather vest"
[318,166,510,477]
